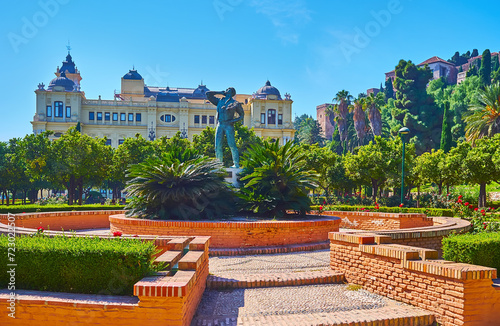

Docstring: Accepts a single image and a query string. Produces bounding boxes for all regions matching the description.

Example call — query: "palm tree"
[464,82,500,142]
[239,140,318,217]
[332,90,353,151]
[350,98,367,146]
[125,150,235,220]
[365,92,386,137]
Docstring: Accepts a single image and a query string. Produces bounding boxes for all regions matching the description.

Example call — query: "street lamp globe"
[398,127,410,135]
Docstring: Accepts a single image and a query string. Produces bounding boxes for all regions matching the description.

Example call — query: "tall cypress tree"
[384,78,394,100]
[392,59,440,154]
[479,49,492,87]
[440,101,452,153]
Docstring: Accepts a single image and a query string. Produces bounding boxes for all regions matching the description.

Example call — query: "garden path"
[191,249,435,326]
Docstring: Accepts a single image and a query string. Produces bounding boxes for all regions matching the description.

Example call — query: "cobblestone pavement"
[193,250,435,325]
[191,284,433,326]
[209,249,331,277]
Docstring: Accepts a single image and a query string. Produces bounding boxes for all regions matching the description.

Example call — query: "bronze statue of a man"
[206,87,244,168]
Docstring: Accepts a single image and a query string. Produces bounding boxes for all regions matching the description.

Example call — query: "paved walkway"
[191,250,435,326]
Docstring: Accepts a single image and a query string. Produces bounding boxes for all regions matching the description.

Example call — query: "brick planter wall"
[0,210,124,230]
[109,214,341,248]
[329,232,500,326]
[0,236,210,326]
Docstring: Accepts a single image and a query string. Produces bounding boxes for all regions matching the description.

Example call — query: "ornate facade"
[32,52,295,146]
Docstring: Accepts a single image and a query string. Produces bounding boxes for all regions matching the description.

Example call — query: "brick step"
[209,241,330,257]
[207,270,344,289]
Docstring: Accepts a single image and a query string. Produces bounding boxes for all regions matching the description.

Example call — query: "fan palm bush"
[125,148,236,220]
[464,82,500,142]
[238,140,318,217]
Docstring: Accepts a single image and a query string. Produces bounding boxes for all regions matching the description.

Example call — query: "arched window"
[54,101,64,117]
[267,109,276,125]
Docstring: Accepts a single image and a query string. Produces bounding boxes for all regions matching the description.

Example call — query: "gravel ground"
[209,250,331,276]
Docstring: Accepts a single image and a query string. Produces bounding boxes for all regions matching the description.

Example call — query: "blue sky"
[0,0,498,141]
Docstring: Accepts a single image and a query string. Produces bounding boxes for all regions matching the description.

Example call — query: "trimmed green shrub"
[311,205,454,217]
[442,232,500,271]
[0,204,125,214]
[0,235,157,295]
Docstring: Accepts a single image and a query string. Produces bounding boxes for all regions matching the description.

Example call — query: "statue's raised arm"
[206,90,224,106]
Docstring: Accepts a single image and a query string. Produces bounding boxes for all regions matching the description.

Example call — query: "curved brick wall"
[109,214,341,248]
[320,210,433,230]
[0,210,124,231]
[339,216,471,256]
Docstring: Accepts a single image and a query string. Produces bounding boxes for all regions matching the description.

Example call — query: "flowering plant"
[452,197,499,233]
[112,231,123,237]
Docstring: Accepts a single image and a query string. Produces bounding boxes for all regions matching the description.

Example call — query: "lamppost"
[398,127,410,205]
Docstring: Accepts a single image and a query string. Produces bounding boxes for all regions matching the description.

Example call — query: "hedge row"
[442,232,500,272]
[0,235,157,295]
[0,204,125,214]
[310,205,454,217]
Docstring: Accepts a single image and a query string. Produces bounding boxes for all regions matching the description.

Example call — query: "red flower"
[399,204,404,208]
[133,235,139,237]
[37,227,44,232]
[323,200,326,205]
[474,208,478,211]
[481,209,485,214]
[457,199,462,204]
[458,195,463,200]
[113,231,122,237]
[469,204,473,209]
[482,212,486,216]
[319,206,323,211]
[464,202,469,206]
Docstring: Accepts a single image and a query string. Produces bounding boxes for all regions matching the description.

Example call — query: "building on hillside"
[366,88,380,96]
[385,56,457,84]
[32,52,295,147]
[316,103,334,140]
[457,51,499,84]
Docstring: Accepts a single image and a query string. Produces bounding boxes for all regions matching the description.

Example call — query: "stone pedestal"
[225,167,243,187]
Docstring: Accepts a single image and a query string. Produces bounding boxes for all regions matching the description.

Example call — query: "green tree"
[415,149,448,194]
[384,78,394,100]
[296,117,325,146]
[461,135,500,207]
[479,49,492,87]
[109,134,156,200]
[472,49,479,57]
[440,101,453,152]
[391,59,441,154]
[464,82,500,142]
[18,132,55,203]
[344,136,413,201]
[350,98,367,146]
[239,140,318,217]
[332,90,353,150]
[365,92,385,137]
[303,144,340,196]
[50,128,112,205]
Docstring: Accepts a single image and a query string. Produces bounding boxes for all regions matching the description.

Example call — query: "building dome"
[255,80,282,100]
[192,84,210,99]
[48,72,75,91]
[123,69,143,80]
[157,87,180,102]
